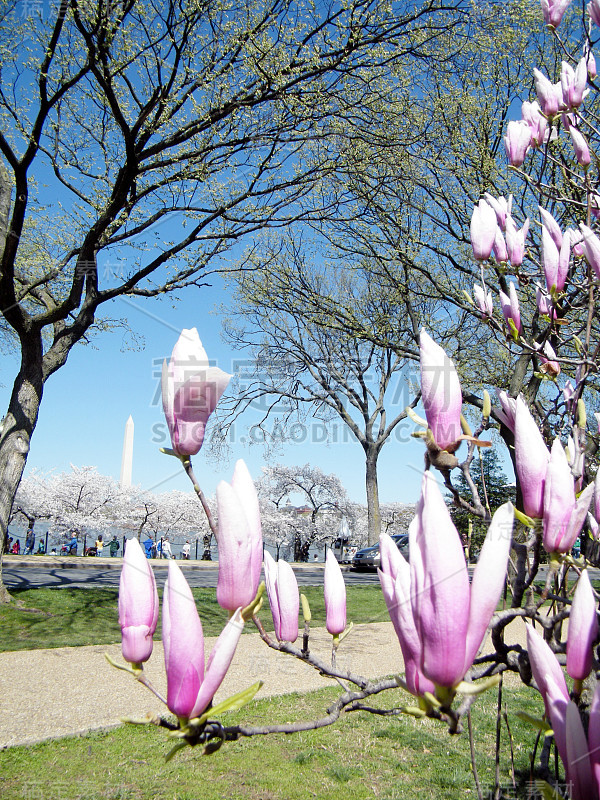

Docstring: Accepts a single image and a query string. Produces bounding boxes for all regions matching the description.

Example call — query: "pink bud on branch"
[499,282,522,335]
[162,328,231,457]
[543,438,594,553]
[162,561,244,721]
[541,0,572,28]
[470,200,498,260]
[216,460,263,613]
[419,329,463,453]
[162,561,206,719]
[566,570,598,682]
[473,284,493,317]
[514,397,550,519]
[408,472,513,690]
[504,120,532,167]
[324,549,346,636]
[378,533,435,697]
[263,550,300,643]
[119,537,159,665]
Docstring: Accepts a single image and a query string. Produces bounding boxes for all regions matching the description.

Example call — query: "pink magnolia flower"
[499,282,522,334]
[505,216,529,266]
[538,341,561,377]
[542,219,570,292]
[470,200,498,260]
[263,550,299,643]
[585,43,597,79]
[534,69,563,117]
[493,227,508,262]
[542,225,559,291]
[570,226,585,256]
[543,438,594,553]
[589,0,600,28]
[514,396,550,519]
[119,537,159,665]
[473,283,493,317]
[495,389,517,433]
[569,125,591,167]
[526,624,570,768]
[408,472,513,689]
[483,193,513,230]
[539,207,563,249]
[565,701,597,800]
[216,460,263,612]
[541,0,572,27]
[528,628,600,799]
[579,223,600,279]
[419,329,463,452]
[526,624,570,717]
[503,120,532,167]
[521,101,547,147]
[557,229,571,291]
[536,284,553,316]
[324,549,346,635]
[378,533,435,697]
[162,328,231,457]
[561,59,589,109]
[567,570,598,682]
[163,561,243,720]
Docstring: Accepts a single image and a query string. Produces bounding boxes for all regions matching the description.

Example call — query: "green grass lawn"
[0,681,547,800]
[0,585,388,652]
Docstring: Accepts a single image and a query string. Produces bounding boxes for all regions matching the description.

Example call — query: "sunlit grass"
[0,585,388,651]
[0,681,548,800]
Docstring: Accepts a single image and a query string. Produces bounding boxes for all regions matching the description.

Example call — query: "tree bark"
[0,335,44,602]
[365,448,381,546]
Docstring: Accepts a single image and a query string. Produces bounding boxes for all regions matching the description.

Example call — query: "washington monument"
[120,415,134,487]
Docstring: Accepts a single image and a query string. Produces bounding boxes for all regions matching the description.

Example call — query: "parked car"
[351,533,409,570]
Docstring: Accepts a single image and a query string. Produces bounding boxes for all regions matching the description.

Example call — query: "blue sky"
[0,275,432,506]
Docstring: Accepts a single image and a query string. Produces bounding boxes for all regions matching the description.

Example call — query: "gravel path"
[0,617,532,750]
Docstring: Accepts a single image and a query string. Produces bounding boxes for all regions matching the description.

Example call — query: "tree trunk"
[365,449,381,546]
[0,337,44,603]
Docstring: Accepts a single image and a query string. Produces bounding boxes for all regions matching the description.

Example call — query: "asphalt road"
[2,560,382,590]
[5,557,600,592]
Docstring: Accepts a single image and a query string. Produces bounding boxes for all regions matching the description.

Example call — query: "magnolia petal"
[410,472,470,688]
[566,569,598,681]
[464,503,513,672]
[190,609,244,720]
[324,550,346,635]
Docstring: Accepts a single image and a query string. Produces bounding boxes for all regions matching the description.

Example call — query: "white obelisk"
[120,415,134,487]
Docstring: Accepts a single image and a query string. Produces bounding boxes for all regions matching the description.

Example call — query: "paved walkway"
[0,622,404,749]
[0,614,534,750]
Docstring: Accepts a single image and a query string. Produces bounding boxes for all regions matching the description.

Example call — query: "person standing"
[95,535,104,556]
[143,536,153,559]
[162,537,172,559]
[24,526,35,555]
[109,536,120,557]
[182,540,191,560]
